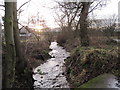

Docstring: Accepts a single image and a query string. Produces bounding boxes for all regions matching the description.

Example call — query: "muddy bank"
[65,46,120,88]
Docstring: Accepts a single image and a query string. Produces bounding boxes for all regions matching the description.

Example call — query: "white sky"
[17,0,57,28]
[0,0,120,28]
[91,0,120,19]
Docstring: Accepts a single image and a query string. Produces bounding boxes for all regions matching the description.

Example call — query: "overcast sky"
[0,0,120,28]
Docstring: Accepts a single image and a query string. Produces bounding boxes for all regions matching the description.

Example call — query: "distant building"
[89,19,117,29]
[51,27,61,32]
[19,27,32,37]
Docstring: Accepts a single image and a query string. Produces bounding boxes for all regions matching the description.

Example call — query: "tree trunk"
[79,2,91,46]
[3,2,16,88]
[12,2,34,89]
[13,2,27,74]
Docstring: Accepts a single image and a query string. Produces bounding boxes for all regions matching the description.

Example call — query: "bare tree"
[3,2,16,88]
[56,2,82,30]
[79,2,92,46]
[55,0,109,46]
[3,1,34,88]
[102,15,117,39]
[13,2,27,75]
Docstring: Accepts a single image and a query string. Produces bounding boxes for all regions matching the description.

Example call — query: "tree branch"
[89,0,104,13]
[18,22,39,41]
[17,0,31,11]
[0,5,4,7]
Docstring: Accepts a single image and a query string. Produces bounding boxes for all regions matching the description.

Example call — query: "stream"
[33,41,120,89]
[33,42,70,88]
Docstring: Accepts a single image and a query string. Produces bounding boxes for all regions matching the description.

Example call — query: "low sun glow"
[34,26,44,32]
[35,26,43,30]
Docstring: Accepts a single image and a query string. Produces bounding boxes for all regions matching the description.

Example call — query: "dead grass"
[88,30,117,48]
[65,47,120,88]
[21,38,51,68]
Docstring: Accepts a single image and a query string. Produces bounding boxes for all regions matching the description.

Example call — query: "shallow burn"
[33,42,70,88]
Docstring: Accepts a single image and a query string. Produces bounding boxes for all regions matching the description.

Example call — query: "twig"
[0,5,4,7]
[17,0,31,11]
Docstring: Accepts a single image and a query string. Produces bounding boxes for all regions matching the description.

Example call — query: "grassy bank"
[55,28,120,88]
[65,46,120,88]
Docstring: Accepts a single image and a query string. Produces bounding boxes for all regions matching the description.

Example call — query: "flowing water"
[33,41,120,89]
[33,42,70,88]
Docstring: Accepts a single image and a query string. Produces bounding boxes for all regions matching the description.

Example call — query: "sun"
[35,26,43,30]
[34,26,44,32]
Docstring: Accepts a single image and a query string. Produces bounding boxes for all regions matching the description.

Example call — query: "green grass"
[79,75,104,88]
[79,73,114,88]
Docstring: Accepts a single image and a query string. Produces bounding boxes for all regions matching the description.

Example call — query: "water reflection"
[33,42,70,88]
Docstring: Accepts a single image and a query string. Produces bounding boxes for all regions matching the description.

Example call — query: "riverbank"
[55,30,120,88]
[23,41,51,68]
[2,40,51,88]
[64,46,120,88]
